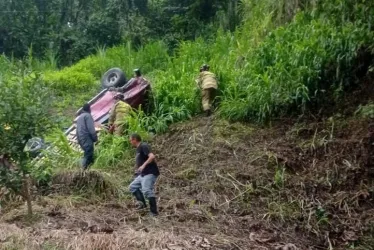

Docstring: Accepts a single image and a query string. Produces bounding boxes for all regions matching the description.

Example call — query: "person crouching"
[196,64,218,117]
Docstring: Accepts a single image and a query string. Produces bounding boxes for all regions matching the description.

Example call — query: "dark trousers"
[81,144,94,169]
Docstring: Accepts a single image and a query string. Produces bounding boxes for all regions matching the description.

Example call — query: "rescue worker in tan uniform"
[108,93,132,136]
[196,64,218,116]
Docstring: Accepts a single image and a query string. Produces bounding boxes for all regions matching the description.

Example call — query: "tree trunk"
[23,174,33,216]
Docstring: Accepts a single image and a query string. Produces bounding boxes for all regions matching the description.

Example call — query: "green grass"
[31,0,373,125]
[2,1,372,127]
[1,0,373,174]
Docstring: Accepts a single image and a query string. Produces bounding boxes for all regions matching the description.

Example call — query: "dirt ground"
[1,109,373,250]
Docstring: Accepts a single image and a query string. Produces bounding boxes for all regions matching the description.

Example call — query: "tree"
[0,72,54,216]
[0,0,242,65]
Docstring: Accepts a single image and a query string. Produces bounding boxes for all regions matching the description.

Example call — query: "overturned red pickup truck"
[64,68,151,150]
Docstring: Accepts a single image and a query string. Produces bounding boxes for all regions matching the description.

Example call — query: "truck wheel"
[101,68,127,89]
[25,137,45,158]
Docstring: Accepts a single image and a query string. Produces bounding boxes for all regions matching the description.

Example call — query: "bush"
[0,55,12,79]
[43,41,171,92]
[0,72,54,215]
[44,70,97,92]
[355,103,374,119]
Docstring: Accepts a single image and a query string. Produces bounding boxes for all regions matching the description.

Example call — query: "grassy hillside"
[0,0,372,194]
[1,1,374,249]
[34,0,373,126]
[1,113,373,249]
[0,1,371,129]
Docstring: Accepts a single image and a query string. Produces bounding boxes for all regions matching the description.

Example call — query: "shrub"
[355,103,374,119]
[43,70,97,92]
[43,41,171,92]
[0,72,54,215]
[0,55,12,79]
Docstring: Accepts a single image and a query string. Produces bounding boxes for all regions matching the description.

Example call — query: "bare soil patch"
[1,113,373,249]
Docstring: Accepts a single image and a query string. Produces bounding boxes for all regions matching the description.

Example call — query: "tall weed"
[93,133,133,169]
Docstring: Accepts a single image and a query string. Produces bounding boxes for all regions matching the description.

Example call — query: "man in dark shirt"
[76,103,98,170]
[129,133,160,216]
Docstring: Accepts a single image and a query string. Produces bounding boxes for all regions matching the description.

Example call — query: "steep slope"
[1,109,373,249]
[152,114,373,249]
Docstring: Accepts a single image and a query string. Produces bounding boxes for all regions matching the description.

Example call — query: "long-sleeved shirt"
[76,111,98,148]
[196,71,218,90]
[109,101,132,126]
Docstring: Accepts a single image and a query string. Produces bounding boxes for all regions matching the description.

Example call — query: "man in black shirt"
[129,133,160,216]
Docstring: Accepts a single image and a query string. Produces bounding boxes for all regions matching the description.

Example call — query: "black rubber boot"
[205,109,211,117]
[148,197,158,216]
[133,190,146,210]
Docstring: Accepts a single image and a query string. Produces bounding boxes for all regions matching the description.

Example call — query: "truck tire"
[25,137,45,158]
[101,68,127,89]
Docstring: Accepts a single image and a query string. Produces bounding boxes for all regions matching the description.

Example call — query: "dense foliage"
[0,72,54,214]
[25,0,373,125]
[0,0,240,66]
[0,0,373,163]
[0,0,373,228]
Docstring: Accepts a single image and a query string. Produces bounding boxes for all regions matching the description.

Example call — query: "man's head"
[200,64,210,72]
[82,103,91,113]
[134,69,141,78]
[130,133,142,147]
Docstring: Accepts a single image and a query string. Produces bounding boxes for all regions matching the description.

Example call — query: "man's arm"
[196,73,204,89]
[138,145,156,172]
[138,153,155,172]
[85,114,98,142]
[143,153,155,166]
[195,77,200,88]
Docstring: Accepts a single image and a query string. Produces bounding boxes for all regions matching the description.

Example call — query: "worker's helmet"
[200,64,210,72]
[134,69,141,77]
[114,93,125,100]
